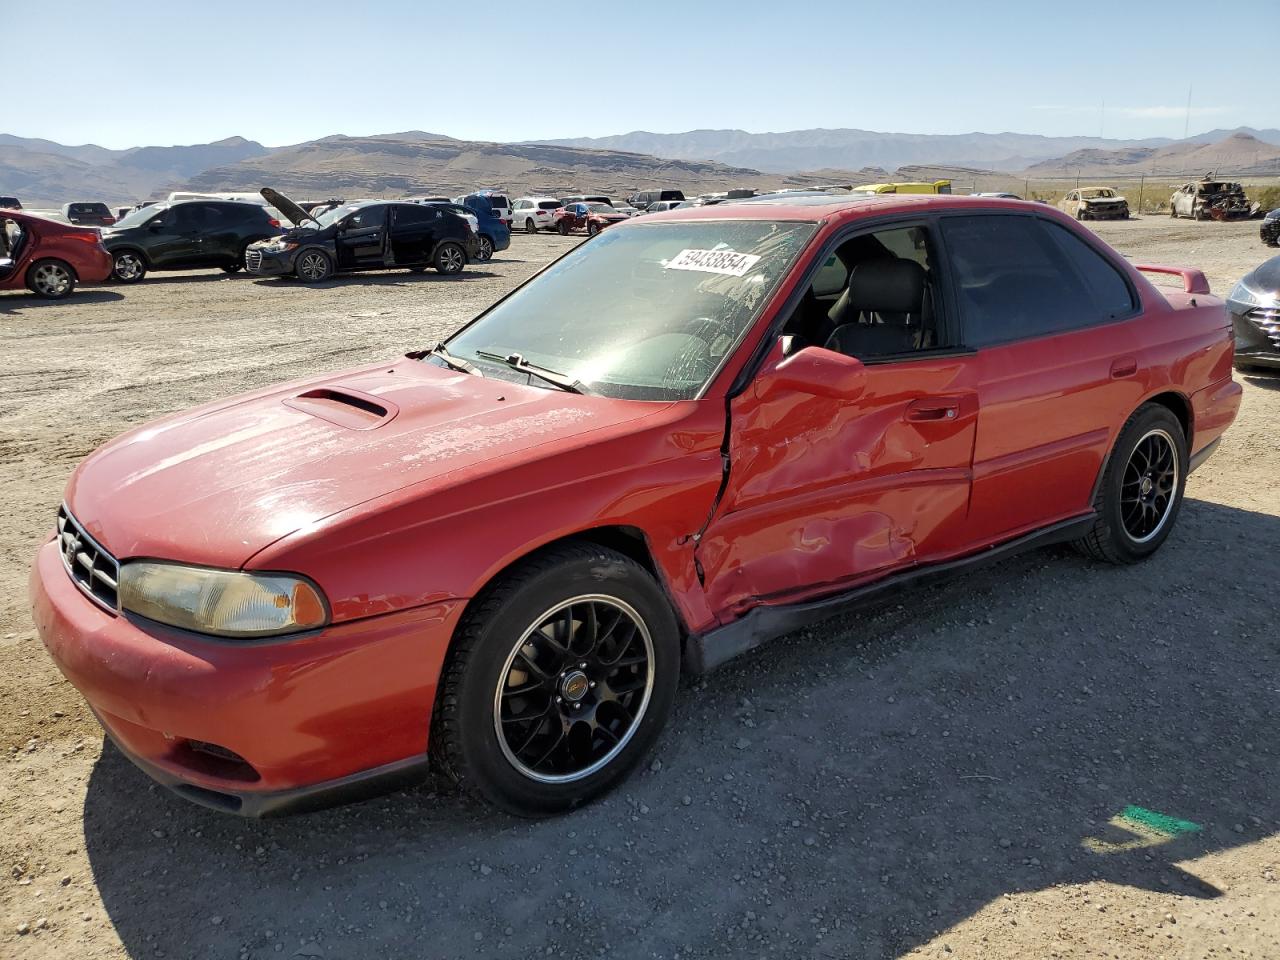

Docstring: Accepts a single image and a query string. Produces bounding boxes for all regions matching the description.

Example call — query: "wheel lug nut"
[573,702,581,710]
[589,681,596,688]
[578,662,586,669]
[555,696,562,703]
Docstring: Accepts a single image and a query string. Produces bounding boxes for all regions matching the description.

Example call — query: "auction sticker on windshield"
[665,248,762,277]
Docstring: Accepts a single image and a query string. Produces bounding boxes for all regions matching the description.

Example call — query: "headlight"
[1228,281,1275,308]
[118,562,328,638]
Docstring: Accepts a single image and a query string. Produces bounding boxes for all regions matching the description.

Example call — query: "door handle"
[906,400,960,422]
[1110,357,1138,379]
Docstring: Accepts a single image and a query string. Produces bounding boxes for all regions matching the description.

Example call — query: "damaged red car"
[32,195,1240,817]
[1,209,113,299]
[557,201,629,236]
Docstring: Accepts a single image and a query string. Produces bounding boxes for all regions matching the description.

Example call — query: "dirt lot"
[2,218,1278,960]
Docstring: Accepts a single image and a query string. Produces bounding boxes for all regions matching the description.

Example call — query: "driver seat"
[823,259,926,358]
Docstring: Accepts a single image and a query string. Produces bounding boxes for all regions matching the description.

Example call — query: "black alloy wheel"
[1074,404,1187,563]
[494,596,654,783]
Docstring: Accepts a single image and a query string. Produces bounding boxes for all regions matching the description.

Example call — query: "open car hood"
[260,187,316,226]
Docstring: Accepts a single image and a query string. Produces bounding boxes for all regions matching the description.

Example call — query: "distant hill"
[529,128,1184,174]
[184,136,773,198]
[0,135,268,205]
[1026,132,1280,177]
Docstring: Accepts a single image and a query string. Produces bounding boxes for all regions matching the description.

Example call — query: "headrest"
[846,258,925,314]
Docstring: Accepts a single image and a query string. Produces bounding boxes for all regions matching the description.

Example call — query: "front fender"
[246,402,727,634]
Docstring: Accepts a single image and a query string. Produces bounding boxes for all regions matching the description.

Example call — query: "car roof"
[636,193,1050,224]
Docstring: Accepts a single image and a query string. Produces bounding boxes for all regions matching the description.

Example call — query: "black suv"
[245,192,477,282]
[102,201,282,282]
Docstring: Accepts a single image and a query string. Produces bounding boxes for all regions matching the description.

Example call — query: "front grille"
[244,249,263,271]
[1248,307,1280,350]
[56,506,120,612]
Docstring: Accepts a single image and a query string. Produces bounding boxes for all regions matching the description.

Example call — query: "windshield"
[113,205,167,228]
[1081,189,1116,199]
[312,203,363,227]
[587,203,615,214]
[444,219,815,400]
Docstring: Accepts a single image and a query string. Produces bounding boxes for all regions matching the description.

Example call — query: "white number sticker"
[665,248,762,277]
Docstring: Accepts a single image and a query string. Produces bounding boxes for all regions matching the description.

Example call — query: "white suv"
[511,197,564,234]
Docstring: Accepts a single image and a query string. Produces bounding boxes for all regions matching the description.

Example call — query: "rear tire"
[475,235,494,262]
[558,220,570,236]
[431,543,680,816]
[111,249,147,283]
[1073,404,1187,564]
[433,241,465,275]
[26,259,76,299]
[295,249,332,283]
[525,218,538,235]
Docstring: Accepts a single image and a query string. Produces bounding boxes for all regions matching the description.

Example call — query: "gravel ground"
[1,218,1278,960]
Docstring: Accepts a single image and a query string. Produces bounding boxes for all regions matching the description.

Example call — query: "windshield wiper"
[425,343,483,377]
[474,350,590,395]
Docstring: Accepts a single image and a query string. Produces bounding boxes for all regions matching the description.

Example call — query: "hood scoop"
[283,387,398,430]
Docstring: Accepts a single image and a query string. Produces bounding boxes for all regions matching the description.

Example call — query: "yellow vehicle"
[851,180,952,195]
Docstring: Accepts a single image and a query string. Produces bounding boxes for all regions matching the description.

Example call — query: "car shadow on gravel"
[81,497,1278,959]
[250,270,501,290]
[0,290,124,313]
[1240,370,1280,390]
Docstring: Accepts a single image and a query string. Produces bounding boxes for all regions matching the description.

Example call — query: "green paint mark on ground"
[1118,805,1201,838]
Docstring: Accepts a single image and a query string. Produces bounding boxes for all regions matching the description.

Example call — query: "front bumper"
[1261,221,1280,245]
[1232,305,1280,367]
[31,538,463,815]
[79,247,114,284]
[1081,205,1129,220]
[244,245,298,277]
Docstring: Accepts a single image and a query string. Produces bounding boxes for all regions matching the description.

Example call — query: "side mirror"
[757,339,866,401]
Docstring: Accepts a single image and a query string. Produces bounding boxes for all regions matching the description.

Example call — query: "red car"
[1,209,113,299]
[557,201,629,236]
[31,195,1240,817]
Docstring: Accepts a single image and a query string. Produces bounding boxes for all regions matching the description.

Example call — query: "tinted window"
[346,205,387,229]
[537,201,560,210]
[1040,222,1135,320]
[394,204,437,226]
[941,214,1118,347]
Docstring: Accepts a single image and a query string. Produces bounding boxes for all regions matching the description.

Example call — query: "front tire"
[587,221,600,237]
[111,249,147,283]
[26,259,76,299]
[433,241,465,275]
[295,249,333,283]
[432,543,680,816]
[1074,404,1187,564]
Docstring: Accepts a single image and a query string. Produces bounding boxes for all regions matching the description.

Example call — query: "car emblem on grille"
[63,531,80,565]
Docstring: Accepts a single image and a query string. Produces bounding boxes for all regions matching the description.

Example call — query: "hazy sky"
[5,0,1277,148]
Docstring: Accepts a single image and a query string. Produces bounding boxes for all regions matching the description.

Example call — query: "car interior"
[781,225,942,360]
[0,218,25,276]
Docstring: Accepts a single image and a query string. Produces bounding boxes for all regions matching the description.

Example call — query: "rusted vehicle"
[1170,178,1259,221]
[1058,188,1129,220]
[32,195,1241,817]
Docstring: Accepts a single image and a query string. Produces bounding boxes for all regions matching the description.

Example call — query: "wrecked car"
[1261,208,1280,247]
[556,201,629,236]
[1058,187,1129,221]
[245,189,477,281]
[1170,178,1259,221]
[33,195,1240,817]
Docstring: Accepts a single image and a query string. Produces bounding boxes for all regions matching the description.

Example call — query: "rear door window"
[393,204,436,227]
[941,214,1121,347]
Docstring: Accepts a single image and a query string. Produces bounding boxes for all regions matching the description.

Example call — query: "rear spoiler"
[1134,264,1211,295]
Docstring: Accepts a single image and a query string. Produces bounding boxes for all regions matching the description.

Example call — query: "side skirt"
[684,513,1096,674]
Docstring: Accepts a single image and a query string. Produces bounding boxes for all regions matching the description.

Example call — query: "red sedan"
[557,201,629,236]
[1,209,113,298]
[31,195,1240,816]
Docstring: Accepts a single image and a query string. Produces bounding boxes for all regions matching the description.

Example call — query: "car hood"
[1242,254,1280,294]
[64,361,667,568]
[260,187,316,227]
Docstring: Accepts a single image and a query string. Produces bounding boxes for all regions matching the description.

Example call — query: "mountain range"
[2,126,1278,207]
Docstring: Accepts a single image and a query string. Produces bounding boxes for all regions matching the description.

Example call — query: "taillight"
[268,218,281,228]
[66,233,101,245]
